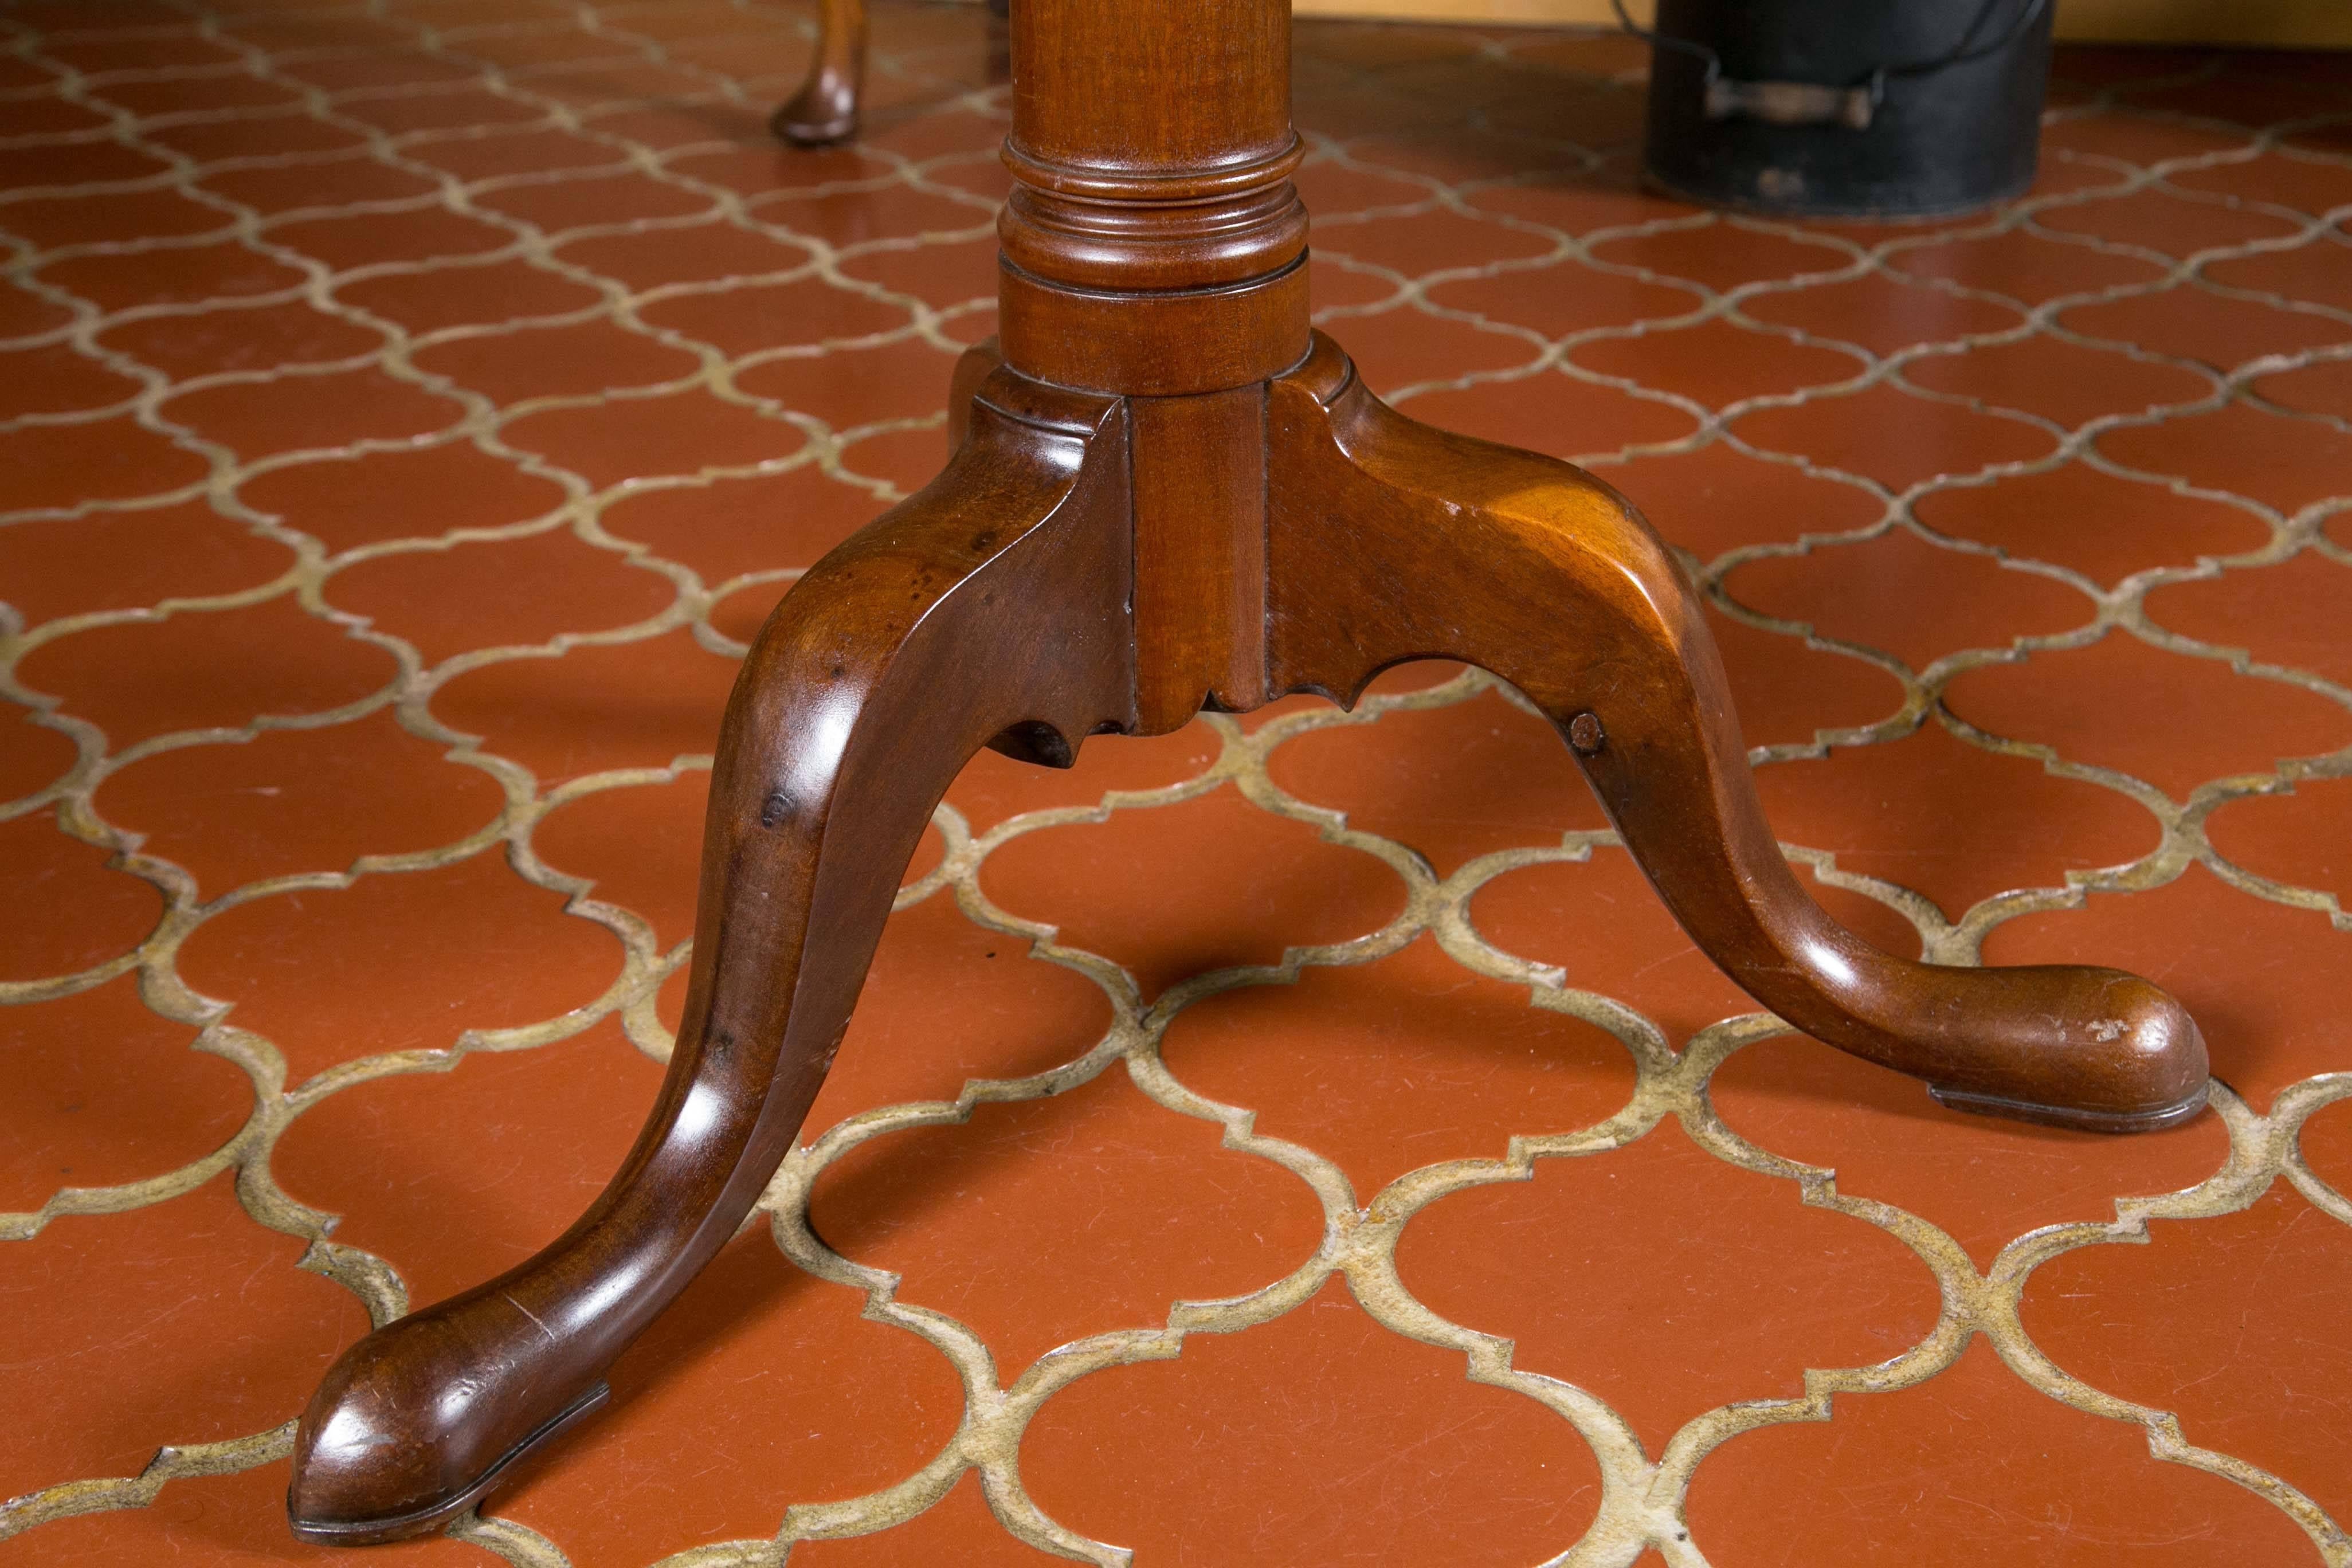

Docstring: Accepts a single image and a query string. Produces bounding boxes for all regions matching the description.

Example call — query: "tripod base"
[286,332,2208,1544]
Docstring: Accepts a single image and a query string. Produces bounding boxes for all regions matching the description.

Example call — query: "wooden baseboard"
[1289,0,2352,49]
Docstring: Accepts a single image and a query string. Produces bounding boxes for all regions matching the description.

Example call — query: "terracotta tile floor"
[3,2,2351,1563]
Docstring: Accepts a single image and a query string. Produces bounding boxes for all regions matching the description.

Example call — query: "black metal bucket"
[1633,0,2056,218]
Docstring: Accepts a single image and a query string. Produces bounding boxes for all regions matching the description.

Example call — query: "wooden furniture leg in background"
[773,0,1011,150]
[289,0,2212,1544]
[772,0,865,146]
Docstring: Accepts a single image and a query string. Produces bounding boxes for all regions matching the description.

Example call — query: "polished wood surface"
[287,366,1138,1545]
[290,0,2211,1543]
[771,0,865,145]
[1264,335,2207,1130]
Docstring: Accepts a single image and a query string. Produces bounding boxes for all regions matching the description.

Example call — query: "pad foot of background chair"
[772,0,864,146]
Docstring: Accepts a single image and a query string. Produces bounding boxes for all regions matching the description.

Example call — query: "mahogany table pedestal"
[285,0,2210,1545]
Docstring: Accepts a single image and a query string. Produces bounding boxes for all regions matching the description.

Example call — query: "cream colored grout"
[0,7,2348,1566]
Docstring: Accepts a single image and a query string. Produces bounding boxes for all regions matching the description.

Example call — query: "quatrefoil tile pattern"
[2,3,2349,1565]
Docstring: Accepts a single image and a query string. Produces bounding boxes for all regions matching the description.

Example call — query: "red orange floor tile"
[2,3,2349,1565]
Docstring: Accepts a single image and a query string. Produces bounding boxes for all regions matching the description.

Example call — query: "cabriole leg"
[287,371,1136,1543]
[1264,335,2209,1132]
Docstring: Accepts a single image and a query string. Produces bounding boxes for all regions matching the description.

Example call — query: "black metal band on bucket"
[1621,0,2057,217]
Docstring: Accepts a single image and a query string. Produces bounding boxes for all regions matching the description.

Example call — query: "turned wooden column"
[997,0,1306,393]
[996,0,1308,728]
